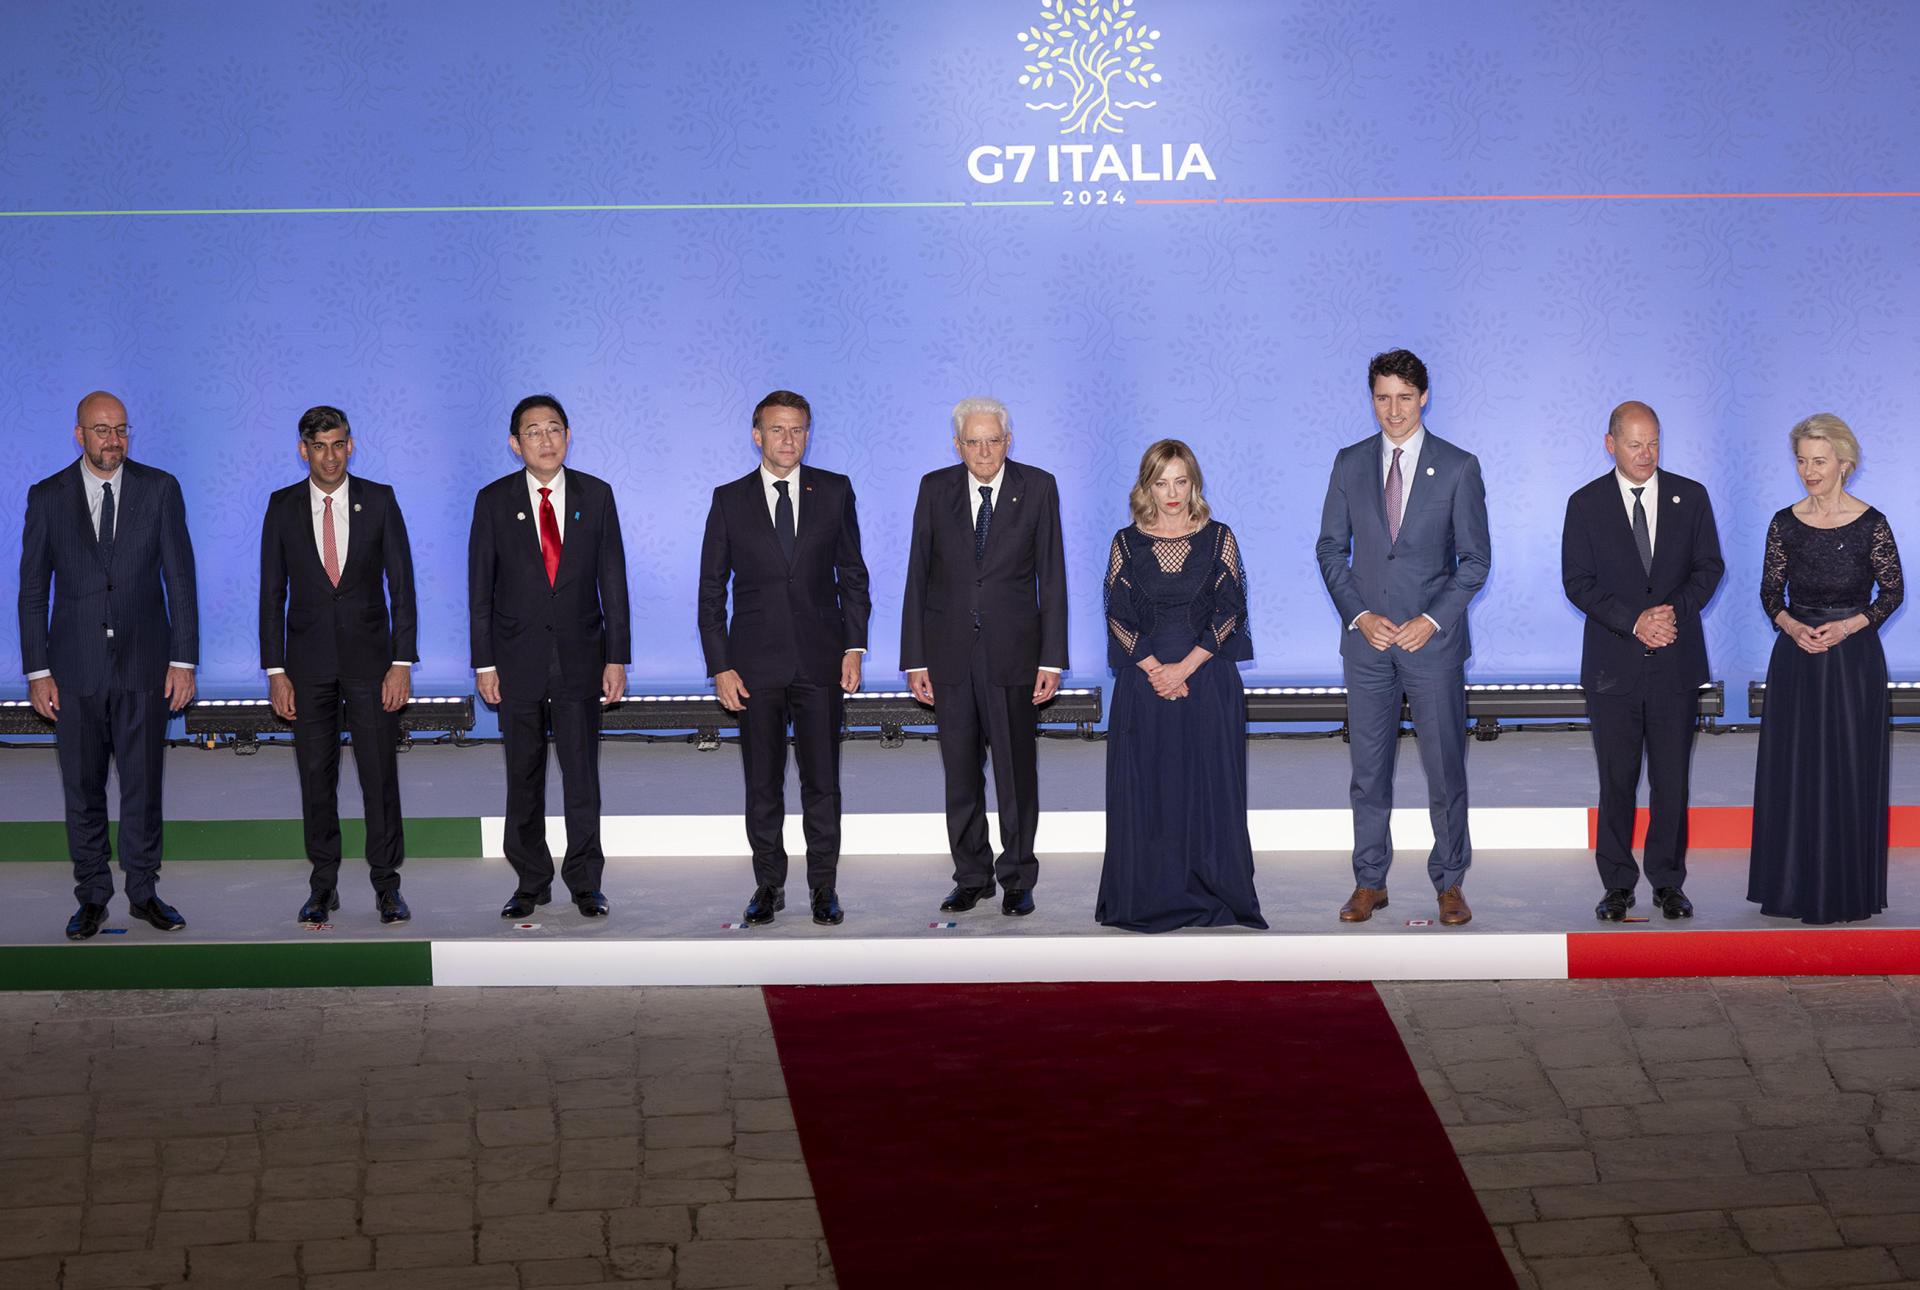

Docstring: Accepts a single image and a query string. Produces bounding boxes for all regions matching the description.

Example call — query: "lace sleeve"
[1208,524,1248,650]
[1104,531,1143,661]
[1760,514,1788,624]
[1866,514,1904,627]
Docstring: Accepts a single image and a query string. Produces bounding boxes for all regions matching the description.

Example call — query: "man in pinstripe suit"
[18,391,200,940]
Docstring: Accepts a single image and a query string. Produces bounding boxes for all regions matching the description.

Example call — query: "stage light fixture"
[1748,680,1920,720]
[1245,681,1725,740]
[0,699,53,736]
[601,687,1105,750]
[181,694,477,752]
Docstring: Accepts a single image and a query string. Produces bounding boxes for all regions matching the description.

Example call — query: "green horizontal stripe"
[0,817,481,862]
[0,941,432,989]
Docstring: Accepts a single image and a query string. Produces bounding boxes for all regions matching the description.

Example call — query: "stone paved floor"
[3,979,1919,1288]
[1383,976,1920,1290]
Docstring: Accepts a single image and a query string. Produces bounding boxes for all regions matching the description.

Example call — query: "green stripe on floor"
[0,941,434,989]
[0,817,482,861]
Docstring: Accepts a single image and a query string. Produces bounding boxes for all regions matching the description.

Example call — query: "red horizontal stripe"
[1585,806,1920,849]
[1569,929,1920,978]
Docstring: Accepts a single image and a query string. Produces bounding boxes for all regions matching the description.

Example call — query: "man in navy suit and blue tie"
[260,405,419,927]
[469,394,630,921]
[698,390,871,928]
[1316,349,1491,926]
[1562,401,1723,921]
[19,391,199,940]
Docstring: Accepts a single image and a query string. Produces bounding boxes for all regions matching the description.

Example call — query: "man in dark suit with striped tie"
[18,391,199,940]
[900,397,1068,917]
[698,390,871,927]
[260,405,419,926]
[469,394,630,920]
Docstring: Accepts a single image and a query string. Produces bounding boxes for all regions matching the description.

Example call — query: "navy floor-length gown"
[1748,505,1904,924]
[1097,519,1267,932]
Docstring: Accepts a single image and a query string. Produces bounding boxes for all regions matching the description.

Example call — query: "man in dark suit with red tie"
[468,394,630,920]
[900,397,1068,917]
[19,391,199,940]
[1562,400,1724,921]
[260,405,419,926]
[698,390,871,927]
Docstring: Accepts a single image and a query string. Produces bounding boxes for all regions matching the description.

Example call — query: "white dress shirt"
[266,474,409,677]
[760,463,799,527]
[525,467,567,544]
[28,461,191,680]
[1615,468,1660,555]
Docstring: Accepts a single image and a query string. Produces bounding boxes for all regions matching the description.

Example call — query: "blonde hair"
[1129,439,1212,528]
[1790,412,1861,479]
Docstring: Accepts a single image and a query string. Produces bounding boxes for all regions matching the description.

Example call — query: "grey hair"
[950,397,1011,440]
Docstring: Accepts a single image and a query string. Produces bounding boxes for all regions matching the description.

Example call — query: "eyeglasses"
[81,423,131,438]
[517,425,566,442]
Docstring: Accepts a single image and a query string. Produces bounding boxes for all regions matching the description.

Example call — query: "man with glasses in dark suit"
[19,391,199,940]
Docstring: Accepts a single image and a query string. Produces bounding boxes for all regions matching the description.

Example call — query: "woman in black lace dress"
[1097,440,1266,932]
[1749,413,1904,924]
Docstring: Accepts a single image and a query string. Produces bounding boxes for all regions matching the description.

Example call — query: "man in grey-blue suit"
[19,391,199,940]
[1315,349,1490,926]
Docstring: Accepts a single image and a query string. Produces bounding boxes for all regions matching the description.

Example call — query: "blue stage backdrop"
[3,1,1915,727]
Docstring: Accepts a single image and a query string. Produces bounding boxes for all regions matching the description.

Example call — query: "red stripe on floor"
[764,982,1510,1289]
[1584,805,1920,849]
[1568,929,1920,978]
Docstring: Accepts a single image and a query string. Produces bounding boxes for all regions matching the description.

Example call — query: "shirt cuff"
[1038,666,1063,673]
[168,662,195,670]
[26,669,51,681]
[1422,613,1442,632]
[391,661,412,668]
[476,666,496,674]
[845,648,866,655]
[1347,613,1364,631]
[266,667,285,677]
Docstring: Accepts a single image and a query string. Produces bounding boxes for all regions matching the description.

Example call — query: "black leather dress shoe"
[574,891,610,917]
[1653,886,1694,919]
[66,903,108,941]
[940,884,995,913]
[743,886,784,925]
[129,897,185,933]
[377,890,411,924]
[1002,890,1036,917]
[500,889,552,919]
[810,886,844,926]
[300,889,341,925]
[1595,888,1635,921]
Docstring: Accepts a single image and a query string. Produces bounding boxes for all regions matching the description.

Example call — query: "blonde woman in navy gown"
[1749,413,1904,924]
[1097,440,1266,932]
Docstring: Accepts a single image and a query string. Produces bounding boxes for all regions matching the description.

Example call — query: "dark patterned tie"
[1384,448,1404,544]
[98,481,115,556]
[774,479,796,562]
[1631,486,1653,575]
[974,485,993,563]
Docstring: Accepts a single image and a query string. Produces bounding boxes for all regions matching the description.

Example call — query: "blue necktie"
[974,485,993,563]
[99,481,116,555]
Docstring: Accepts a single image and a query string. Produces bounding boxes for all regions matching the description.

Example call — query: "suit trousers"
[291,675,404,895]
[937,635,1041,894]
[738,676,844,891]
[56,669,169,905]
[1588,683,1696,891]
[1344,644,1471,892]
[499,649,605,898]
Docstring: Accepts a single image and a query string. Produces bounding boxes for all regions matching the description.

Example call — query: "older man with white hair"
[900,397,1069,917]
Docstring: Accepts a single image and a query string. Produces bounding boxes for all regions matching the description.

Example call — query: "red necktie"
[539,486,562,584]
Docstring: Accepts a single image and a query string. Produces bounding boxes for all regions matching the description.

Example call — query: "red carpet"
[765,981,1510,1289]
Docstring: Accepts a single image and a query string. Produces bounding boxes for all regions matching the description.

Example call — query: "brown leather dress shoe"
[1338,887,1389,922]
[1438,885,1472,926]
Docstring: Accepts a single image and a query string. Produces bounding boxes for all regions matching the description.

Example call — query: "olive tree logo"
[1017,1,1162,136]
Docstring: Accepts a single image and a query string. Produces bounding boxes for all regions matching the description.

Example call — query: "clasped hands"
[1633,605,1678,650]
[1355,612,1437,653]
[1138,655,1193,700]
[1780,613,1863,656]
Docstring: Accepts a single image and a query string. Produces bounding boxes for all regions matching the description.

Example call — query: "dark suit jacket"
[18,458,198,695]
[259,476,419,682]
[898,461,1068,685]
[467,468,631,702]
[698,467,871,689]
[1314,430,1491,667]
[1561,470,1723,695]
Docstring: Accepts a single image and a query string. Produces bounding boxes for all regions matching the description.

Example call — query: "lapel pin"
[1009,495,1019,503]
[574,511,581,520]
[1671,495,1680,504]
[353,503,361,512]
[516,512,526,521]
[1426,466,1435,476]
